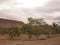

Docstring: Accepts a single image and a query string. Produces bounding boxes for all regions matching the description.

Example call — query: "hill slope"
[0,18,24,28]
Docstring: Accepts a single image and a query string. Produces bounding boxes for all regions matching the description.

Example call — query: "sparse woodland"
[0,17,60,40]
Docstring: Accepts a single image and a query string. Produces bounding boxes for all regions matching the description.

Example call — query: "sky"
[0,0,60,24]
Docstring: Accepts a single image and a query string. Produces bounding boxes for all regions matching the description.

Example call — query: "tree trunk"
[9,35,14,40]
[35,35,40,40]
[28,35,32,40]
[47,33,50,38]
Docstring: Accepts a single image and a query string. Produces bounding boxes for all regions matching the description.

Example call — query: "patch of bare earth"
[0,35,60,45]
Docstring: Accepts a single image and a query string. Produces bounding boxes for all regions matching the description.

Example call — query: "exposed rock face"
[0,18,24,28]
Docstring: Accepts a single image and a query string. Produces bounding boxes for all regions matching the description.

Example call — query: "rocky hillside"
[0,18,24,28]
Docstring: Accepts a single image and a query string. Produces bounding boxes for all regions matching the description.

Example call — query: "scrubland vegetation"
[0,17,60,40]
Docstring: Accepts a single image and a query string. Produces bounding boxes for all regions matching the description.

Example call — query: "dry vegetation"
[0,18,60,45]
[0,34,60,45]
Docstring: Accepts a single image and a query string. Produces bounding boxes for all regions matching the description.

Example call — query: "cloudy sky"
[0,0,60,24]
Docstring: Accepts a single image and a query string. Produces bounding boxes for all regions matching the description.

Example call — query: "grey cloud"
[36,0,60,13]
[0,0,60,24]
[0,11,18,21]
[54,16,60,21]
[0,0,7,3]
[35,0,60,22]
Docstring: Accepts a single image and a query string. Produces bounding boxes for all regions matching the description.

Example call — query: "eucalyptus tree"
[0,28,6,35]
[6,26,22,40]
[32,26,45,40]
[28,17,47,39]
[52,22,58,34]
[57,26,60,33]
[28,17,46,26]
[21,24,33,40]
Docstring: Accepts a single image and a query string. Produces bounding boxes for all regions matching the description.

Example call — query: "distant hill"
[0,18,24,28]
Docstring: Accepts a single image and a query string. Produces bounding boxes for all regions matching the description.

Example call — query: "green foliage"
[0,28,6,34]
[57,26,60,33]
[6,26,22,39]
[21,24,33,40]
[28,17,46,26]
[52,22,58,34]
[0,17,60,40]
[21,24,33,34]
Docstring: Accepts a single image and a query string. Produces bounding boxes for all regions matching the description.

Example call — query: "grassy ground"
[0,35,60,45]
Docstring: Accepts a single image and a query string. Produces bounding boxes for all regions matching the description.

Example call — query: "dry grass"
[0,34,60,45]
